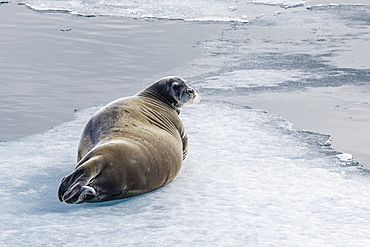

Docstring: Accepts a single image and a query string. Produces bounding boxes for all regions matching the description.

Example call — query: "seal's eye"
[172,84,181,91]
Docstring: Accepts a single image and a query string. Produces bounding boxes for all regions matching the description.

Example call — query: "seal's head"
[142,76,200,109]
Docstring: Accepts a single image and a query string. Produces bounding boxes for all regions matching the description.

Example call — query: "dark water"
[0,3,222,140]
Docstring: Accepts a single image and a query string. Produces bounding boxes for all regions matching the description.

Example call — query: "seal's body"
[58,77,198,204]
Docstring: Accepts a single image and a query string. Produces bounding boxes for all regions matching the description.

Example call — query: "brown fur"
[58,77,196,204]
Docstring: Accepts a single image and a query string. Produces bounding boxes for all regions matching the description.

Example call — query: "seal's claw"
[75,186,97,204]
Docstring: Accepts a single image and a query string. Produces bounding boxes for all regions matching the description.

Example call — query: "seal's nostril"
[187,88,194,94]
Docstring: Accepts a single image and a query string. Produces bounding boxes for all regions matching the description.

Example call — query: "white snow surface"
[1,101,369,246]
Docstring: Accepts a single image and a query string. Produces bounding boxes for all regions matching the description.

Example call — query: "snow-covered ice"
[1,101,369,246]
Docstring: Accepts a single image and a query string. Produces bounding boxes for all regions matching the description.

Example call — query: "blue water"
[1,0,370,245]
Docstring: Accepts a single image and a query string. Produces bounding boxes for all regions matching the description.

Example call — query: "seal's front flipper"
[58,167,97,204]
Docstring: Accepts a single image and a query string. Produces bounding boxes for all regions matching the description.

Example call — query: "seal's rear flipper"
[75,186,97,204]
[58,167,97,204]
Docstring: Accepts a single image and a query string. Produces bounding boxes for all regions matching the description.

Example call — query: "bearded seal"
[58,76,199,204]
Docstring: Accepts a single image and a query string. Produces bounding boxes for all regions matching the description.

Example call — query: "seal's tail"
[58,157,102,204]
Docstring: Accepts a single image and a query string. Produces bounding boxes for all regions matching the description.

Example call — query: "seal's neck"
[137,90,180,114]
